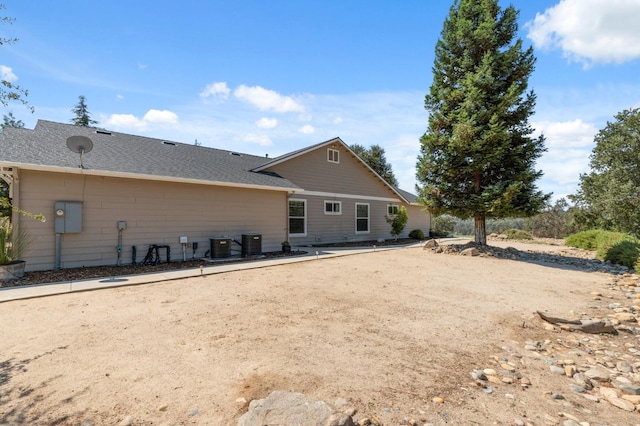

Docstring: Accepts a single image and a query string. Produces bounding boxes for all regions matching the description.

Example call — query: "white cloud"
[534,119,597,188]
[525,0,640,66]
[105,114,148,131]
[0,65,18,82]
[200,81,231,99]
[256,117,278,129]
[143,109,179,124]
[333,116,343,125]
[242,133,272,146]
[116,94,124,101]
[234,85,305,113]
[298,124,315,134]
[105,109,179,132]
[534,119,597,148]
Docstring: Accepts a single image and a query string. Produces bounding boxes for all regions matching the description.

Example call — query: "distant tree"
[431,215,456,236]
[569,108,640,236]
[70,95,98,127]
[0,4,33,112]
[350,143,399,187]
[524,198,576,238]
[1,111,23,131]
[386,206,408,240]
[416,0,549,245]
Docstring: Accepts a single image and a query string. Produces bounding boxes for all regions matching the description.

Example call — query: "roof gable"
[254,137,414,204]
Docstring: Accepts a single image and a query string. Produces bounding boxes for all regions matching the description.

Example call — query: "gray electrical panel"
[54,201,83,233]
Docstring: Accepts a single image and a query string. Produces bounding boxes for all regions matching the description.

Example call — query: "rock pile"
[422,239,633,275]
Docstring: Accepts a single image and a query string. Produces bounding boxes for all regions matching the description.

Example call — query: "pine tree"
[70,95,98,127]
[350,143,399,187]
[416,0,549,245]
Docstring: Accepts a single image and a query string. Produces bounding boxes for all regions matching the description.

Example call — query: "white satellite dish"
[66,136,94,168]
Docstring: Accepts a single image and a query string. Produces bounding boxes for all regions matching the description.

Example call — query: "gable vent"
[162,141,177,146]
[95,129,112,135]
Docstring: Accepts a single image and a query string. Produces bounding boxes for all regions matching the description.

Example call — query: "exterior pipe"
[55,233,61,269]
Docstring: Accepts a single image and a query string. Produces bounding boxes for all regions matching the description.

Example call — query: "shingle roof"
[0,120,299,191]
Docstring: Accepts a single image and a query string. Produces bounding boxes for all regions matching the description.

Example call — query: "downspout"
[285,191,292,246]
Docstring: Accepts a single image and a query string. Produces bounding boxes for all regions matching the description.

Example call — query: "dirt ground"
[1,241,639,425]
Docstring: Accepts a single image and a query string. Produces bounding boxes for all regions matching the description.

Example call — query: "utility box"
[54,201,83,233]
[241,234,262,257]
[210,237,231,259]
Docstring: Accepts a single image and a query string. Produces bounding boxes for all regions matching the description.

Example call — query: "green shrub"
[604,240,640,270]
[408,229,425,240]
[565,229,604,250]
[594,231,634,260]
[566,229,639,269]
[503,229,533,240]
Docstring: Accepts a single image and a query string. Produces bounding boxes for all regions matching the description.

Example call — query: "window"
[327,148,339,163]
[387,204,400,215]
[324,201,342,215]
[288,199,306,236]
[355,203,370,233]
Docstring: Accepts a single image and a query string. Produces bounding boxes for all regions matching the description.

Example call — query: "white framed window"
[387,204,400,215]
[288,199,307,236]
[355,203,370,234]
[324,200,342,215]
[327,148,340,163]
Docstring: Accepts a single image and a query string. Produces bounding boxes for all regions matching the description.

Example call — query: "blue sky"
[2,0,640,200]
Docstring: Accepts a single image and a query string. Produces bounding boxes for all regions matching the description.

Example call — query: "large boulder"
[238,391,354,426]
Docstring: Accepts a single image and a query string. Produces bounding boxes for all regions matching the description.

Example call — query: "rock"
[564,365,577,377]
[622,394,640,404]
[614,383,640,395]
[488,375,502,384]
[483,368,497,376]
[460,247,480,256]
[471,370,487,380]
[584,368,610,382]
[423,239,438,249]
[614,312,637,322]
[237,391,354,426]
[609,397,636,411]
[573,373,593,390]
[617,361,633,373]
[118,416,133,426]
[158,404,168,411]
[432,396,444,404]
[600,387,636,411]
[550,366,566,375]
[569,385,586,393]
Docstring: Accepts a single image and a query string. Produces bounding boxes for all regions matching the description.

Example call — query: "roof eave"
[2,162,302,193]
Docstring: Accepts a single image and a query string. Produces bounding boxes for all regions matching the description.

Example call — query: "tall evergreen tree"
[350,143,399,187]
[70,95,98,127]
[416,0,549,245]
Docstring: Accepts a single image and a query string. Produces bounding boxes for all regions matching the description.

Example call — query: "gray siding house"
[0,120,430,271]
